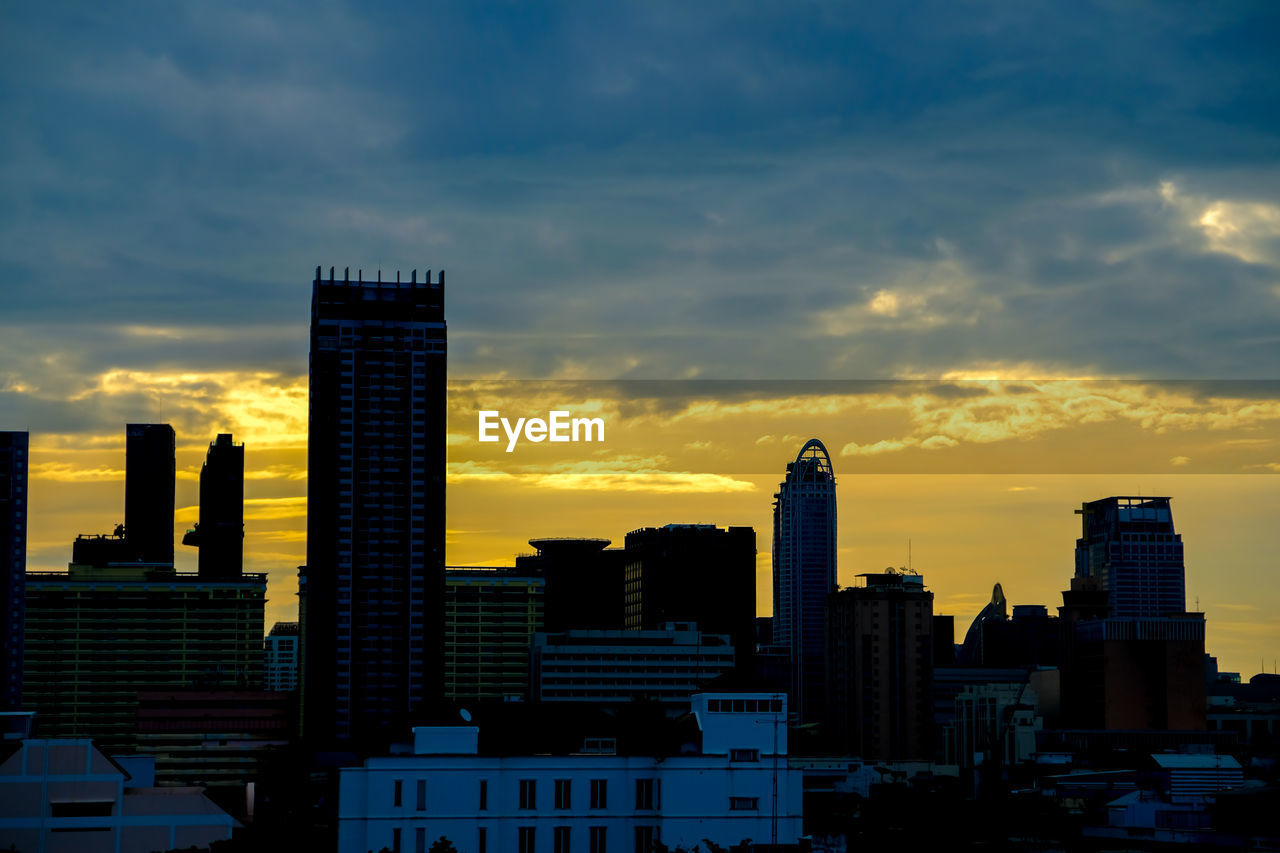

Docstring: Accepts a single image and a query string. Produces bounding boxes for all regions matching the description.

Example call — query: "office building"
[125,423,176,565]
[304,266,447,746]
[336,693,800,853]
[1062,495,1205,730]
[445,567,543,702]
[826,571,933,759]
[265,621,300,692]
[0,733,239,852]
[1,431,27,711]
[531,623,735,704]
[24,563,267,752]
[1074,496,1185,618]
[772,439,837,724]
[623,524,756,670]
[1064,612,1207,729]
[182,433,244,579]
[515,538,626,632]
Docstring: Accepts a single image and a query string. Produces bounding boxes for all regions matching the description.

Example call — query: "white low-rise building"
[338,693,801,853]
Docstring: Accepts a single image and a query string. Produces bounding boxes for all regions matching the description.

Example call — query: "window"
[729,797,759,811]
[590,826,607,853]
[590,778,608,809]
[478,828,487,853]
[392,827,402,853]
[415,827,426,853]
[554,779,572,809]
[519,827,536,853]
[635,778,659,810]
[393,779,403,807]
[729,748,760,762]
[554,826,571,853]
[520,779,537,809]
[479,779,488,810]
[416,779,426,811]
[634,826,656,853]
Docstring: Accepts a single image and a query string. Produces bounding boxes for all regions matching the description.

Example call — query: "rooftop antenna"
[909,538,912,573]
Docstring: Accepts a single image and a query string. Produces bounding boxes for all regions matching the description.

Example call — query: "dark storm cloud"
[2,0,1279,419]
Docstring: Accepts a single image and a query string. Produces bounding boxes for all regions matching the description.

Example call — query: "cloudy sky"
[2,2,1278,675]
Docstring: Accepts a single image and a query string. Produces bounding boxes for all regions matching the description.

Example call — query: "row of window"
[389,824,634,853]
[392,778,655,811]
[705,698,782,713]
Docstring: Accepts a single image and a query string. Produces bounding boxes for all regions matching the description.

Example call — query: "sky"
[2,2,1278,676]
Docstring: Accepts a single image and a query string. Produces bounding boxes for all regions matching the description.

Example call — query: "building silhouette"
[1075,496,1185,618]
[303,266,447,746]
[826,571,934,759]
[772,439,836,724]
[265,621,300,692]
[445,567,543,702]
[516,538,625,632]
[182,433,244,579]
[531,623,735,704]
[22,425,265,752]
[1061,496,1205,730]
[1,431,28,711]
[125,423,176,565]
[623,524,756,671]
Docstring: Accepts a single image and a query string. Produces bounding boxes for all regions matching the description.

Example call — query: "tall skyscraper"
[826,571,934,759]
[125,423,176,565]
[304,266,447,746]
[1074,496,1185,618]
[772,438,836,724]
[183,433,244,579]
[1,431,28,711]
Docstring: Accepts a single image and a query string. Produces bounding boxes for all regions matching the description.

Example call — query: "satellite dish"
[460,708,472,722]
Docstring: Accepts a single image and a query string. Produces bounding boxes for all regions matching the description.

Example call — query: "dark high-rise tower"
[1,431,28,711]
[183,433,244,578]
[125,423,176,565]
[772,439,836,724]
[304,266,446,746]
[1074,496,1185,618]
[827,571,933,759]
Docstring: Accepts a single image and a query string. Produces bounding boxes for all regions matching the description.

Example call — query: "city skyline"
[2,3,1278,681]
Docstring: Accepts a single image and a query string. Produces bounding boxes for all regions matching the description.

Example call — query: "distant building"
[516,538,626,632]
[772,439,837,725]
[265,621,300,692]
[1062,495,1205,730]
[336,693,800,853]
[0,431,27,711]
[532,624,735,704]
[827,571,934,760]
[445,567,543,702]
[125,423,176,566]
[1075,496,1186,618]
[960,591,1059,667]
[623,524,756,670]
[0,734,239,852]
[1065,613,1207,730]
[182,433,244,579]
[24,563,266,752]
[304,267,447,747]
[136,689,290,789]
